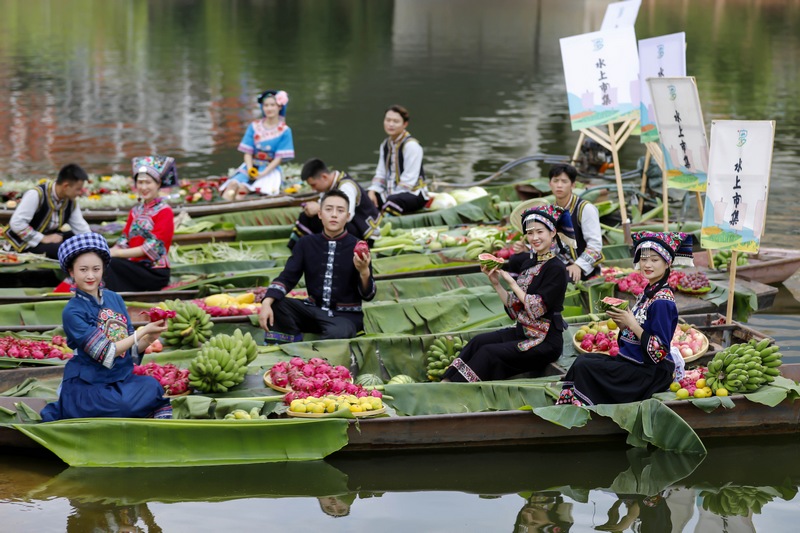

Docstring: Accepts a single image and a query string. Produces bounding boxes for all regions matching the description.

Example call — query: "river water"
[2,0,800,530]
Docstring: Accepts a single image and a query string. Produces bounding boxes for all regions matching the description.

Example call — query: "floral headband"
[632,231,694,267]
[521,204,577,249]
[258,90,289,118]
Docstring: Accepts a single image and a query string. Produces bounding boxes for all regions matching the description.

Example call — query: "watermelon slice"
[354,240,370,259]
[478,253,505,270]
[596,296,629,312]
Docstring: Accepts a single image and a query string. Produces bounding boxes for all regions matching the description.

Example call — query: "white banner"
[559,27,640,131]
[648,77,708,191]
[601,0,641,30]
[702,120,775,253]
[638,33,686,143]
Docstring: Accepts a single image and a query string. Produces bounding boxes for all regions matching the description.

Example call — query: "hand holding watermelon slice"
[478,253,505,271]
[596,296,629,312]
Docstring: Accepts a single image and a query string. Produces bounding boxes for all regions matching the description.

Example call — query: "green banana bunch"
[464,236,507,259]
[426,335,465,381]
[712,250,749,270]
[161,299,214,348]
[187,332,253,393]
[704,338,781,394]
[700,485,775,516]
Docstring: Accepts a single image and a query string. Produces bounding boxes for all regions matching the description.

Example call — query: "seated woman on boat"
[41,233,170,422]
[367,105,429,217]
[220,90,295,201]
[556,231,693,406]
[441,205,573,382]
[104,156,176,293]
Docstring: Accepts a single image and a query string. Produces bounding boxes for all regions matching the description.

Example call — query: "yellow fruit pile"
[289,394,383,414]
[204,292,259,311]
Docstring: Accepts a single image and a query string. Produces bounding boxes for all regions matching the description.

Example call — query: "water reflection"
[2,442,797,531]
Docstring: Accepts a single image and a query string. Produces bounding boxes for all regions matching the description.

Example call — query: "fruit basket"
[672,326,710,363]
[572,320,621,356]
[287,407,386,418]
[676,284,712,295]
[263,371,291,393]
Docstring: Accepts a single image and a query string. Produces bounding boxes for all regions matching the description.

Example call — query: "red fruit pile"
[144,338,164,355]
[615,272,649,295]
[0,335,72,360]
[193,300,257,317]
[269,357,382,404]
[668,270,686,290]
[140,308,177,322]
[133,361,190,395]
[579,331,620,357]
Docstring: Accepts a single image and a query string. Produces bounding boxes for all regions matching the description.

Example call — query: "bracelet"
[134,330,139,345]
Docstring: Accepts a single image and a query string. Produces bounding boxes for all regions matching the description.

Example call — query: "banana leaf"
[235,224,295,241]
[13,417,350,467]
[532,399,706,454]
[384,379,560,415]
[363,287,511,335]
[171,260,276,275]
[699,281,758,322]
[189,206,303,227]
[607,447,705,496]
[0,377,59,398]
[27,460,351,504]
[0,300,70,326]
[386,195,504,230]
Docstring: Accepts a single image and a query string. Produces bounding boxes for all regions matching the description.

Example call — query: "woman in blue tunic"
[556,231,693,406]
[221,89,295,200]
[41,233,171,421]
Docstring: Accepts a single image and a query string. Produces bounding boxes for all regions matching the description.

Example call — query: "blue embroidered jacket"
[618,287,678,365]
[62,289,134,384]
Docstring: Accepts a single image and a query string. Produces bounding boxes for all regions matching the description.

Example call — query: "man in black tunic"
[259,190,376,343]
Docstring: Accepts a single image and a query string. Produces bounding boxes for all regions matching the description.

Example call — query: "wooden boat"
[0,192,316,225]
[2,361,798,465]
[693,247,800,285]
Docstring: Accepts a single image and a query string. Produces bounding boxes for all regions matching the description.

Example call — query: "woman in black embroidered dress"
[441,205,573,382]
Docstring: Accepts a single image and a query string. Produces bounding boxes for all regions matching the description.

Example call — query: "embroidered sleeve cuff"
[102,344,117,369]
[505,294,519,319]
[275,150,294,161]
[265,282,287,302]
[84,327,114,364]
[642,331,669,364]
[238,143,255,155]
[523,294,547,319]
[142,238,167,262]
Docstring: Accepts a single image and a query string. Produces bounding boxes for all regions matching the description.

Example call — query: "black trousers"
[268,297,363,342]
[104,258,170,292]
[27,231,75,260]
[442,327,562,382]
[378,192,427,216]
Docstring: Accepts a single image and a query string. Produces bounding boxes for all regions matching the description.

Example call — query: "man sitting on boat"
[367,105,429,217]
[288,158,380,249]
[548,163,604,281]
[3,164,91,259]
[511,164,603,282]
[259,189,376,343]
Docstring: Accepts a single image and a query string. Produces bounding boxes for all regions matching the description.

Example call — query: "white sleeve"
[338,181,359,222]
[68,203,92,235]
[574,202,604,275]
[368,142,388,193]
[395,141,423,193]
[9,189,45,247]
